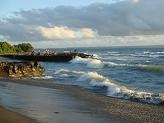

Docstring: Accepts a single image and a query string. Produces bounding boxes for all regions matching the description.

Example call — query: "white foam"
[70,56,104,68]
[59,74,69,77]
[146,60,151,63]
[104,61,129,67]
[77,71,127,96]
[107,51,119,54]
[144,51,164,55]
[54,69,70,74]
[92,54,101,59]
[104,61,119,66]
[77,71,163,104]
[55,68,85,75]
[33,75,53,79]
[77,72,105,82]
[157,51,164,54]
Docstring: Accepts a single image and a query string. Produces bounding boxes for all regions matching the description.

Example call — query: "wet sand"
[0,78,164,123]
[0,105,36,123]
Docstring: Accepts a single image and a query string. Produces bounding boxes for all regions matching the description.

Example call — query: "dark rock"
[0,61,44,78]
[54,112,59,114]
[159,101,164,106]
[0,52,94,62]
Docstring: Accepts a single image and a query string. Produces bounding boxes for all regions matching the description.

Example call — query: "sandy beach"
[0,78,163,123]
[0,105,36,123]
[1,0,164,122]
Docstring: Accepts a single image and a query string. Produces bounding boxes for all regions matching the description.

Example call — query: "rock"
[0,61,44,78]
[159,101,164,106]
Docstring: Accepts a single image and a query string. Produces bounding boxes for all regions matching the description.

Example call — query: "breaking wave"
[70,56,164,73]
[55,68,85,75]
[33,75,54,79]
[70,56,127,68]
[48,67,164,104]
[54,68,85,78]
[77,72,164,104]
[70,56,104,68]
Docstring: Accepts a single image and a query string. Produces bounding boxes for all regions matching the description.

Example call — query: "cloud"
[79,28,97,38]
[0,0,164,43]
[37,26,76,39]
[131,0,140,3]
[37,26,97,40]
[31,35,164,48]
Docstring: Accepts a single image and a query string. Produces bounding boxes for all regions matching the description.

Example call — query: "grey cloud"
[0,0,164,41]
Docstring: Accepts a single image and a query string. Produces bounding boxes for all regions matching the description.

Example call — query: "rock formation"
[0,61,44,78]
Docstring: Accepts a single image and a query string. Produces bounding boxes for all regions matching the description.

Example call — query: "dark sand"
[0,78,164,123]
[0,105,36,123]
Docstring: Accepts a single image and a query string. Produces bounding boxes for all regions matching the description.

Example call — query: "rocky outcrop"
[0,52,94,62]
[0,61,44,78]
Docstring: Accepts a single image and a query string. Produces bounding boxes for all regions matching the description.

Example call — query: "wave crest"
[33,75,53,79]
[55,68,85,75]
[77,71,164,104]
[70,56,104,68]
[136,65,164,72]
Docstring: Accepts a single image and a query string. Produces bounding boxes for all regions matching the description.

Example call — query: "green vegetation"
[0,41,33,54]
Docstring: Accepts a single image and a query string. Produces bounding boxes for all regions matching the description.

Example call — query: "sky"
[0,0,116,17]
[0,0,164,48]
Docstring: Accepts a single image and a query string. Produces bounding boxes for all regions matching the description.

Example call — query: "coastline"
[0,105,36,123]
[0,78,164,123]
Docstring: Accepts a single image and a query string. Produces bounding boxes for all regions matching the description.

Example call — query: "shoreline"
[0,78,164,122]
[0,105,36,123]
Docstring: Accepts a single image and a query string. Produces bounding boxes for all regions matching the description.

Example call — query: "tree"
[0,42,15,54]
[0,41,34,54]
[16,43,33,52]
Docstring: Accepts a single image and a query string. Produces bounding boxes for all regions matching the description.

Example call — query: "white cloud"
[1,0,164,46]
[132,0,140,3]
[79,28,97,38]
[37,26,75,39]
[37,26,97,40]
[30,35,164,48]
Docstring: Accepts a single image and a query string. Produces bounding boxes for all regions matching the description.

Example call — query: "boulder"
[0,61,44,78]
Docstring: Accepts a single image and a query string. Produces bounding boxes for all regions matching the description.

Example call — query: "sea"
[37,46,164,105]
[0,46,164,123]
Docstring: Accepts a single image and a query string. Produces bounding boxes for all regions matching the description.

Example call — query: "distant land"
[38,45,164,50]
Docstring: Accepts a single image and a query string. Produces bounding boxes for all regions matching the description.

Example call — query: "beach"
[0,78,164,123]
[0,105,35,123]
[1,0,164,122]
[0,47,164,123]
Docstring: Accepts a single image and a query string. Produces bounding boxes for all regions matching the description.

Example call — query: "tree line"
[0,41,33,54]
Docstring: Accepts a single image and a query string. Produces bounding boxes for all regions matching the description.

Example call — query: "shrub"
[0,41,33,54]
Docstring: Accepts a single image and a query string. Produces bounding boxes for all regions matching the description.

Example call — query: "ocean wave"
[104,61,124,66]
[143,51,164,55]
[132,51,164,58]
[32,75,54,79]
[92,54,101,59]
[107,51,119,54]
[70,54,164,73]
[77,72,164,104]
[106,52,164,58]
[70,56,104,68]
[54,69,70,74]
[103,61,164,73]
[55,68,85,76]
[136,64,164,73]
[70,56,130,68]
